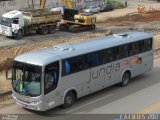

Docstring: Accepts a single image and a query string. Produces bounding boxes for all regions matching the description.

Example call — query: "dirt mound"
[98,12,160,24]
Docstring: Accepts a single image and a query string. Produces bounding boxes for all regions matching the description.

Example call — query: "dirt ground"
[1,11,160,92]
[1,12,160,62]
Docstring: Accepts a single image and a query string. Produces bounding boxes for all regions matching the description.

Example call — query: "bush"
[105,0,125,9]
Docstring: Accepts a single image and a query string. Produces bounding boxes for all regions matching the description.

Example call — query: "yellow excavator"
[40,0,96,32]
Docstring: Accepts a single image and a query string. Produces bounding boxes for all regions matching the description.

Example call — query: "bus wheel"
[120,72,130,87]
[63,91,75,108]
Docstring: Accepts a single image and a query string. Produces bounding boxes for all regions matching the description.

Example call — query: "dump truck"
[0,9,62,38]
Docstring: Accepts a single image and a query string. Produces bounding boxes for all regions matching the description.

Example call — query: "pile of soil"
[98,12,160,25]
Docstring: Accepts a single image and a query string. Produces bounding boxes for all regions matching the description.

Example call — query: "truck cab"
[0,10,24,37]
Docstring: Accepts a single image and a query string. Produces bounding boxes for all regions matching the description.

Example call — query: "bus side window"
[130,43,134,55]
[62,60,70,76]
[45,73,54,89]
[102,48,114,63]
[124,44,129,57]
[69,56,83,73]
[148,38,152,50]
[118,44,129,59]
[62,56,83,76]
[84,52,100,68]
[135,41,140,54]
[65,60,70,75]
[142,39,152,52]
[129,42,140,55]
[44,61,59,94]
[114,47,119,60]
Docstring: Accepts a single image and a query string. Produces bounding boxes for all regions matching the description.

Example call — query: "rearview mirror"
[5,58,13,80]
[5,68,12,80]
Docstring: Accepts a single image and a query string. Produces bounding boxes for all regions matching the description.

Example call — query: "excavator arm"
[62,0,74,9]
[40,0,74,9]
[40,0,47,9]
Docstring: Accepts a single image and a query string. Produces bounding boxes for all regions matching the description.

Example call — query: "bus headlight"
[31,100,41,105]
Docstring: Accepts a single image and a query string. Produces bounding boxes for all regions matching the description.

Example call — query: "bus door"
[44,61,60,109]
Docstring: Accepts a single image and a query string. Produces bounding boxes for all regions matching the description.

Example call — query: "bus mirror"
[5,58,13,80]
[5,69,12,80]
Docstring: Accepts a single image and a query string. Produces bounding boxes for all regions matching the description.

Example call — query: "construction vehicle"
[40,0,96,32]
[0,9,62,38]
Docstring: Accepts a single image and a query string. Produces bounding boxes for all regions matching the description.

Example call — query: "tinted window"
[117,44,129,59]
[63,9,78,21]
[62,56,83,76]
[102,48,114,63]
[141,38,152,52]
[84,52,100,68]
[129,41,140,55]
[60,37,153,77]
[44,61,59,94]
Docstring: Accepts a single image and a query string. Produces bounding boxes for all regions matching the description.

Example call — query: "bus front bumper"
[12,94,45,111]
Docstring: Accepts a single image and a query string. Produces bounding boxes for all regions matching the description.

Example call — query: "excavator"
[39,0,96,32]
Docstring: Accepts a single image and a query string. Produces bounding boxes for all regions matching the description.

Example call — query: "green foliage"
[105,0,125,9]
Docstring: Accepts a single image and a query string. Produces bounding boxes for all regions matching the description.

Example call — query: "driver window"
[44,61,59,94]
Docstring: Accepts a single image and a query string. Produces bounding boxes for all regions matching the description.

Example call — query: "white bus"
[8,31,153,111]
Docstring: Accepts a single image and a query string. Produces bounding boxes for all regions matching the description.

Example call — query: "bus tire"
[63,91,75,108]
[120,71,130,87]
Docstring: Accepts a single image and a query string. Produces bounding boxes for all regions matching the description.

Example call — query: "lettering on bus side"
[89,62,120,81]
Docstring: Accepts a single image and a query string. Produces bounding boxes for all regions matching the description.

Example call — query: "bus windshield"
[12,61,42,97]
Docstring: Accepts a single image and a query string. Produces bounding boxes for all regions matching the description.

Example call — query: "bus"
[7,31,153,111]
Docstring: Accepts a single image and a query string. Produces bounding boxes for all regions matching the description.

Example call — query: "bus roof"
[14,31,152,66]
